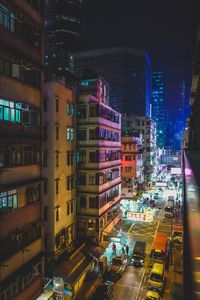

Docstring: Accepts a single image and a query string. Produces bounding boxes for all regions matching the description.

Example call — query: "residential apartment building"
[121,136,143,199]
[152,70,166,148]
[0,1,44,299]
[122,114,157,182]
[74,47,151,116]
[43,77,76,266]
[76,75,121,243]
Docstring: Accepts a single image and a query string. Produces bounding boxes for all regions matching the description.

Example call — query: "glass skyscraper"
[74,47,151,117]
[152,69,166,148]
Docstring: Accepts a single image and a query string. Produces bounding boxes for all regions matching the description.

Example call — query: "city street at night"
[1,1,198,300]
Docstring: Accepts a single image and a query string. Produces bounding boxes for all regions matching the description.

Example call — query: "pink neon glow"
[185,167,192,176]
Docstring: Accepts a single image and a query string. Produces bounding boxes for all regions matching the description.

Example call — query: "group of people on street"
[112,242,129,256]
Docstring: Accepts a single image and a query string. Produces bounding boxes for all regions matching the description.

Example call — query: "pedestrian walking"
[112,242,116,255]
[125,244,129,256]
[121,246,125,254]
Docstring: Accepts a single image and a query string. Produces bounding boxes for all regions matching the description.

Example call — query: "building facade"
[152,69,166,148]
[121,136,143,199]
[74,47,151,116]
[76,75,121,243]
[43,78,76,267]
[0,1,44,299]
[122,114,157,182]
[44,0,84,78]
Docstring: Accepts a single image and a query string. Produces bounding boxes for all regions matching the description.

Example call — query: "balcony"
[0,122,41,141]
[0,201,41,237]
[99,177,121,193]
[0,75,41,107]
[183,150,200,300]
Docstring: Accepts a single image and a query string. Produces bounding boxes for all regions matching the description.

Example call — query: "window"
[125,155,132,161]
[67,176,74,190]
[67,103,74,116]
[56,126,59,140]
[89,105,98,117]
[55,152,59,167]
[43,97,47,112]
[43,151,48,167]
[77,150,86,164]
[89,174,98,185]
[77,107,86,119]
[65,224,74,246]
[77,129,87,140]
[67,151,73,166]
[26,184,40,203]
[55,179,59,195]
[0,190,18,209]
[66,200,74,215]
[67,128,74,141]
[55,206,59,222]
[0,4,15,32]
[89,197,98,209]
[125,167,132,172]
[56,97,59,112]
[67,202,70,215]
[77,174,86,185]
[0,98,40,125]
[89,151,97,163]
[80,196,86,208]
[89,128,98,140]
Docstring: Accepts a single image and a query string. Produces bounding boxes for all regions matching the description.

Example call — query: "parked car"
[148,263,165,295]
[93,281,114,300]
[109,255,127,275]
[145,290,161,300]
[132,241,146,267]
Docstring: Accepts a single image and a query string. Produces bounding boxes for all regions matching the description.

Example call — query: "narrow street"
[100,178,183,300]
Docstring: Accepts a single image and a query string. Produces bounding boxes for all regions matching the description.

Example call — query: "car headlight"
[132,258,135,261]
[140,259,143,263]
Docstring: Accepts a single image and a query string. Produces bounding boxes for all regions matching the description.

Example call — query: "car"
[145,290,161,300]
[172,227,183,245]
[104,270,121,282]
[109,255,127,275]
[92,281,114,300]
[132,241,146,267]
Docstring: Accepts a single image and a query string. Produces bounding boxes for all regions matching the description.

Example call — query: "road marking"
[135,267,146,300]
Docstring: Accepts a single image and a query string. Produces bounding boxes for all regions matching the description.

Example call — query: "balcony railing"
[183,150,200,300]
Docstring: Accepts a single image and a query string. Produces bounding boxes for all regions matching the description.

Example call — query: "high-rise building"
[43,77,76,269]
[76,75,121,243]
[74,47,151,116]
[122,114,157,181]
[166,108,184,150]
[152,69,166,148]
[121,136,143,199]
[181,47,192,121]
[44,0,84,78]
[0,1,44,299]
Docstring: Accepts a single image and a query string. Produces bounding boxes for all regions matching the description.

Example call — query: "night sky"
[82,0,192,109]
